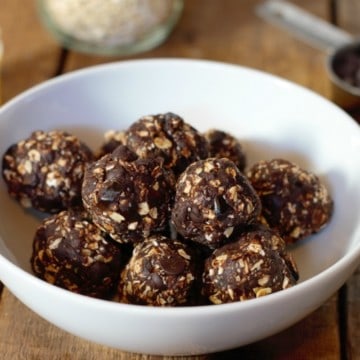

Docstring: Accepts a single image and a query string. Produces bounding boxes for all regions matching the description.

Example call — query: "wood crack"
[329,0,338,25]
[338,284,349,360]
[52,47,69,77]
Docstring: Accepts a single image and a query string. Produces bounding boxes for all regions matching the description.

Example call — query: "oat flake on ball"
[2,130,94,213]
[171,157,262,249]
[247,158,334,244]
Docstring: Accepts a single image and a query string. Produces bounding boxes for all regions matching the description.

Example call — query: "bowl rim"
[0,57,359,315]
[0,57,357,116]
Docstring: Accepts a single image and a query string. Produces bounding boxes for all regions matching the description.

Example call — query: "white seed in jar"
[43,0,177,46]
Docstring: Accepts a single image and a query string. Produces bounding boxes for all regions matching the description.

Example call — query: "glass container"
[38,0,183,56]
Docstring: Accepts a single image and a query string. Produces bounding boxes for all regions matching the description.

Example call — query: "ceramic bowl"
[0,59,359,356]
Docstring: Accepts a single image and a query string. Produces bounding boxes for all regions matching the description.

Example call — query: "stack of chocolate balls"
[1,112,334,306]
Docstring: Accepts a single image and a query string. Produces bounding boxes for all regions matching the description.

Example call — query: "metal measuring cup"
[257,0,360,109]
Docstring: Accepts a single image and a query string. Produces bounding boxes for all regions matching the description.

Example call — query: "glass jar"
[38,0,183,56]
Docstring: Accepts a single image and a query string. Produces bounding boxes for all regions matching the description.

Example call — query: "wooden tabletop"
[0,1,359,359]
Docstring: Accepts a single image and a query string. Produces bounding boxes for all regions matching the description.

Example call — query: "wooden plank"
[0,288,340,360]
[0,0,61,103]
[0,290,207,360]
[336,0,360,34]
[335,1,360,357]
[333,0,360,122]
[347,267,360,359]
[217,294,340,359]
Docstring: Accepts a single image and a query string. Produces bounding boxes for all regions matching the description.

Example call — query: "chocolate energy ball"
[31,208,123,299]
[97,130,127,158]
[247,159,334,244]
[171,158,262,249]
[119,234,197,306]
[204,129,247,172]
[125,112,210,176]
[82,145,176,244]
[202,225,298,304]
[2,130,94,213]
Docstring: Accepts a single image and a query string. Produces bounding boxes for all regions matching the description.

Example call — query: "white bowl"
[0,59,359,356]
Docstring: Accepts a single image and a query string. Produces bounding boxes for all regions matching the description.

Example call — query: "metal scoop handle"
[256,0,354,53]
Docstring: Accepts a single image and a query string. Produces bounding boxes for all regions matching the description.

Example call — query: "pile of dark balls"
[1,112,334,306]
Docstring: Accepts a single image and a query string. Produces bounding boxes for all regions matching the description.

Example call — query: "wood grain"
[0,0,358,359]
[336,0,360,34]
[335,1,360,359]
[0,289,340,360]
[0,0,61,102]
[347,267,360,360]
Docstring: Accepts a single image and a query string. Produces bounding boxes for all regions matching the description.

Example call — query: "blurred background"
[0,0,358,104]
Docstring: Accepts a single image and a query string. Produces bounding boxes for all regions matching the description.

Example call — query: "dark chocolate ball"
[171,158,261,249]
[2,130,94,213]
[202,225,298,304]
[31,208,123,299]
[125,112,210,176]
[119,234,197,306]
[82,145,176,244]
[246,159,334,244]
